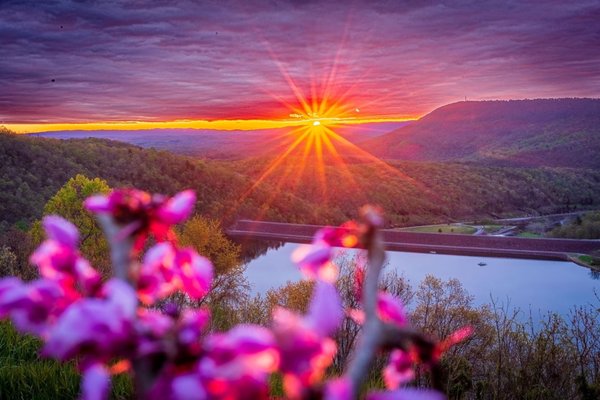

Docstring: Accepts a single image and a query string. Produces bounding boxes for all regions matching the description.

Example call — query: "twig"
[95,214,134,282]
[344,223,441,397]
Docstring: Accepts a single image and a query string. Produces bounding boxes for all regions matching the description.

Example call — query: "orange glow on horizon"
[3,116,415,134]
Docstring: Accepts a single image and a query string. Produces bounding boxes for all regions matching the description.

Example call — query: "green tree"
[31,175,111,274]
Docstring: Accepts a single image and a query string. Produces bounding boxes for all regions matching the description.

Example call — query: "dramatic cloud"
[1,0,599,123]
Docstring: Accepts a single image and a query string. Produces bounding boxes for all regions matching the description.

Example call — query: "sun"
[223,40,425,222]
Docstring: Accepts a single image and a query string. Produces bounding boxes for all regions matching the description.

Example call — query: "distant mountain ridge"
[363,98,600,168]
[34,121,411,159]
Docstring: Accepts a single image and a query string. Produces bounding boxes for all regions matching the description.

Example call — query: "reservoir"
[244,242,600,318]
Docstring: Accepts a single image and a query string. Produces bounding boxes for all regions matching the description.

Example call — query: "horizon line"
[3,116,417,134]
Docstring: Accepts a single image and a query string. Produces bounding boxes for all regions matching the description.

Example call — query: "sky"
[1,0,599,130]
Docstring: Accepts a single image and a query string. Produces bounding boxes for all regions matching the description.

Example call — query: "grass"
[578,255,600,267]
[517,232,543,238]
[0,322,132,400]
[398,224,477,234]
[482,225,504,233]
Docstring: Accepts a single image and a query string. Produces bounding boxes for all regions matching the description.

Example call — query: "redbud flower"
[81,363,110,400]
[137,243,213,304]
[85,189,196,247]
[30,217,101,295]
[367,388,446,400]
[43,215,79,248]
[200,325,279,399]
[272,281,342,398]
[0,277,72,335]
[292,223,360,282]
[43,279,136,361]
[383,350,415,389]
[324,378,353,400]
[377,291,408,326]
[157,190,196,225]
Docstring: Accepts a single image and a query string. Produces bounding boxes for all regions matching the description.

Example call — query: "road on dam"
[228,220,600,261]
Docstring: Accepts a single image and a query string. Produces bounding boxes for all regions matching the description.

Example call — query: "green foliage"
[178,216,240,276]
[3,133,600,234]
[550,212,600,239]
[31,174,111,274]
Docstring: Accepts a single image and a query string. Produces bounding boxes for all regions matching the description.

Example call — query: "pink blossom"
[366,388,446,400]
[377,291,408,326]
[42,215,79,248]
[324,378,353,400]
[200,325,279,399]
[272,281,342,397]
[81,363,110,400]
[84,189,196,247]
[30,238,101,295]
[291,241,335,281]
[383,350,415,389]
[135,308,175,358]
[137,244,213,304]
[175,249,213,300]
[137,242,178,304]
[157,190,196,225]
[292,223,359,282]
[305,280,344,337]
[43,279,136,361]
[178,308,210,344]
[0,278,74,335]
[170,373,207,400]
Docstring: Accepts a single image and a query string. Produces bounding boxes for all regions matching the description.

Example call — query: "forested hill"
[0,132,329,230]
[2,131,600,231]
[363,98,600,168]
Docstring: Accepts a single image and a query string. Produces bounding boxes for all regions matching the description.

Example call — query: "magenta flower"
[324,378,353,400]
[292,223,359,282]
[85,189,196,248]
[137,243,213,304]
[81,363,110,400]
[30,217,101,295]
[176,308,211,358]
[366,388,446,400]
[383,350,415,389]
[377,291,408,326]
[272,281,342,398]
[0,277,73,336]
[157,190,196,225]
[43,279,136,361]
[43,215,79,248]
[135,308,176,358]
[199,324,279,399]
[175,248,213,300]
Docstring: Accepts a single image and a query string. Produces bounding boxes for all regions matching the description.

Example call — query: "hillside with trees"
[363,98,600,168]
[2,130,600,232]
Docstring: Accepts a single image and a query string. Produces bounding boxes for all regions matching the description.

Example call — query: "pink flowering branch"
[0,187,471,400]
[344,207,444,398]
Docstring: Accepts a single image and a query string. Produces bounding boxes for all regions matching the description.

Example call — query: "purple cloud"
[0,0,598,123]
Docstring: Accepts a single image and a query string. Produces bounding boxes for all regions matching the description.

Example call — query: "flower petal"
[43,216,79,248]
[367,388,446,400]
[81,363,110,400]
[306,281,343,337]
[158,190,196,225]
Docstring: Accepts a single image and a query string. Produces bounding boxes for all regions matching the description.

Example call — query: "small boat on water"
[478,262,487,266]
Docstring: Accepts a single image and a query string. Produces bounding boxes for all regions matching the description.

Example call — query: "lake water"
[244,242,600,318]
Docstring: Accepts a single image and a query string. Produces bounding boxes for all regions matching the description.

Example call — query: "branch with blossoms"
[0,188,471,400]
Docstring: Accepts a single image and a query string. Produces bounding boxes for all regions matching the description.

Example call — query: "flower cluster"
[0,187,470,400]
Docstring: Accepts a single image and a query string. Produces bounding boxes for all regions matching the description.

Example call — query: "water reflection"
[243,242,600,318]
